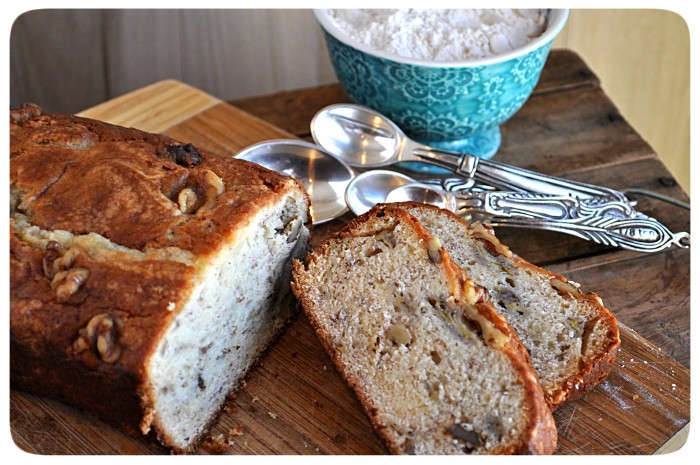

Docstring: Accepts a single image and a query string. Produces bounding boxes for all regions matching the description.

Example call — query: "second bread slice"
[292,206,556,454]
[394,202,620,410]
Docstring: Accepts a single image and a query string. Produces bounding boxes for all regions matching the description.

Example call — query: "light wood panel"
[76,79,221,134]
[553,9,690,193]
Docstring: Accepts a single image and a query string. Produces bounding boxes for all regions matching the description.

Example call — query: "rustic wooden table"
[10,50,690,455]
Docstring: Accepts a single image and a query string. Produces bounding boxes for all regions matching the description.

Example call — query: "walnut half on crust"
[10,103,42,124]
[73,313,125,364]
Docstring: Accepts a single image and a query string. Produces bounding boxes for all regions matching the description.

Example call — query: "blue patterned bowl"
[315,9,568,166]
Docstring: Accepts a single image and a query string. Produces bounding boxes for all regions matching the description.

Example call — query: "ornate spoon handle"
[410,145,635,208]
[421,177,495,193]
[486,215,690,253]
[424,177,637,219]
[385,183,690,253]
[453,191,637,221]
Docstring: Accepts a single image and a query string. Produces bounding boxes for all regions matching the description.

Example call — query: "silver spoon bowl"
[312,104,402,168]
[235,139,356,224]
[385,183,458,212]
[344,170,415,216]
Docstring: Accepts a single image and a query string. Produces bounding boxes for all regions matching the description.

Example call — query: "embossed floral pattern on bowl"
[316,9,569,160]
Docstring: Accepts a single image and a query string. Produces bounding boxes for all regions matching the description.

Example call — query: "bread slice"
[393,202,620,410]
[292,206,557,454]
[10,104,311,452]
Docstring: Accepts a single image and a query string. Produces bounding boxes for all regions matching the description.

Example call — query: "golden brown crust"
[10,104,305,256]
[292,205,557,455]
[10,104,310,450]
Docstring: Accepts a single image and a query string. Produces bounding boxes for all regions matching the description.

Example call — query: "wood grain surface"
[76,79,222,134]
[10,51,691,455]
[10,318,690,456]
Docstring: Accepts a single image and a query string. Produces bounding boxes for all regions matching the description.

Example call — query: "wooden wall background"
[9,9,690,193]
[552,9,690,194]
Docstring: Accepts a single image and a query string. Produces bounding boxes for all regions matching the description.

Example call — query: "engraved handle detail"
[487,215,690,253]
[453,191,638,221]
[405,148,689,253]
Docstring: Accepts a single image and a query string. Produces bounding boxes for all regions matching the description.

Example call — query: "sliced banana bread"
[394,202,620,410]
[292,206,557,454]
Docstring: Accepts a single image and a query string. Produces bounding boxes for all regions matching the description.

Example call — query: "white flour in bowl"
[327,9,547,61]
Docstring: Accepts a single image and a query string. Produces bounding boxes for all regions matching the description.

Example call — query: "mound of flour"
[327,9,547,61]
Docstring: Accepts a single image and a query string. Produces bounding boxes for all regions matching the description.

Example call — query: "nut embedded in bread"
[292,206,557,454]
[393,202,621,410]
[9,104,311,452]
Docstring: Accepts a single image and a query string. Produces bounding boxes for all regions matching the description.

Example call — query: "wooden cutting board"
[10,80,690,455]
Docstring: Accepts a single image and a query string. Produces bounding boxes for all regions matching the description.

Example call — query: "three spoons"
[230,104,688,253]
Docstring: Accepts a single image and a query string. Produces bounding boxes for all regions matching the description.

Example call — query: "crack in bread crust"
[12,213,197,267]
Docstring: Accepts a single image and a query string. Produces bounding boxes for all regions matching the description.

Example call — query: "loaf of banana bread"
[10,103,311,452]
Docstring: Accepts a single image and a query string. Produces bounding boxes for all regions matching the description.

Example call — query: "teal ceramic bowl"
[314,9,569,166]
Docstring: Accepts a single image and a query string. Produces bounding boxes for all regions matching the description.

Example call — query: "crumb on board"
[224,403,237,414]
[230,425,244,436]
[268,411,277,419]
[201,433,234,454]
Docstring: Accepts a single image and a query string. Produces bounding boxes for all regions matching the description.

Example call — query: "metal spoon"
[385,183,689,253]
[347,169,635,221]
[345,170,415,216]
[345,170,688,252]
[311,103,634,206]
[235,139,356,224]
